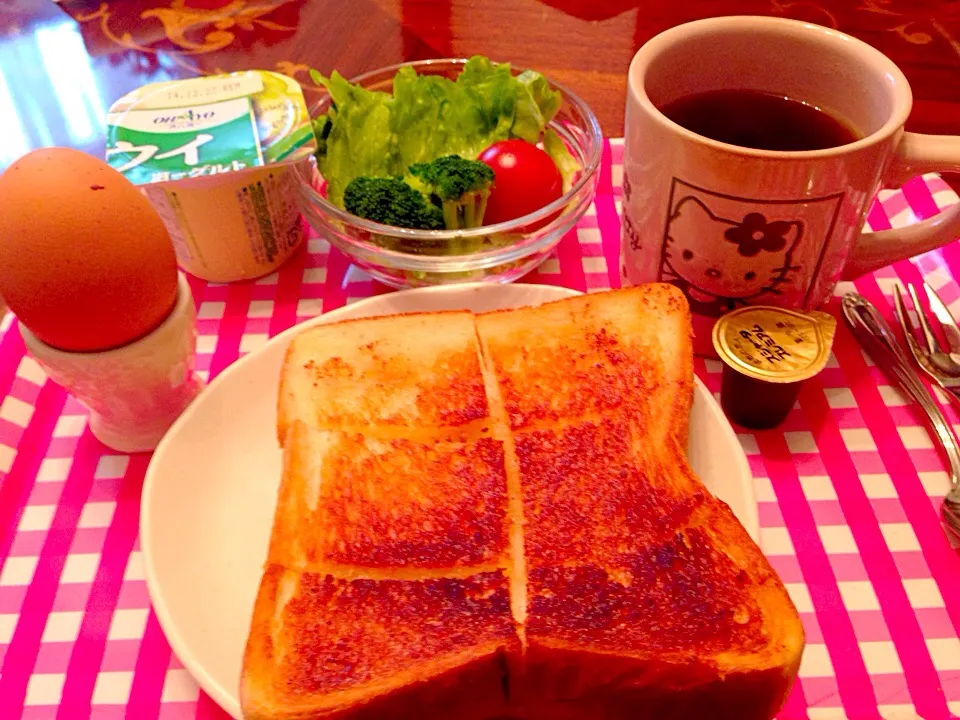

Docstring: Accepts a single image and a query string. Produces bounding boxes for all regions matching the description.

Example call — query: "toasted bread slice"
[475,284,693,442]
[245,310,521,719]
[277,311,490,444]
[518,507,802,719]
[241,565,517,720]
[475,284,804,719]
[268,421,510,572]
[244,284,803,720]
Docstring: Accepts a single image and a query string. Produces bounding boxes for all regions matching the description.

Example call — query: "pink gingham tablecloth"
[0,139,959,720]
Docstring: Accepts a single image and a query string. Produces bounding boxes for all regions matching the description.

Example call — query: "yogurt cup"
[105,71,317,283]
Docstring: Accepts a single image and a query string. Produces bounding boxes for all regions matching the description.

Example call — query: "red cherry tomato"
[479,140,563,227]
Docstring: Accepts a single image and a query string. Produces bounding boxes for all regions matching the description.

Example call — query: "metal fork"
[842,293,960,539]
[894,282,960,399]
[886,282,960,535]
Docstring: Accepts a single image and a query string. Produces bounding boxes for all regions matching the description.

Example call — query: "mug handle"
[843,133,960,279]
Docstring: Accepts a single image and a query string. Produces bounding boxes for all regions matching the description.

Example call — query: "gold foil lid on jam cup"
[712,307,837,429]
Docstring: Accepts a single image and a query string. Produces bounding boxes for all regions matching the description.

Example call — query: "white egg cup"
[21,272,204,453]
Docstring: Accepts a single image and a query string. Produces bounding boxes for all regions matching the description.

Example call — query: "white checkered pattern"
[0,144,956,719]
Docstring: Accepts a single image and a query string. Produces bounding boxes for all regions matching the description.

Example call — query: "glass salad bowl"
[296,58,603,288]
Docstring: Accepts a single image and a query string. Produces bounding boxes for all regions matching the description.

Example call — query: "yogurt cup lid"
[712,306,837,383]
[104,70,317,186]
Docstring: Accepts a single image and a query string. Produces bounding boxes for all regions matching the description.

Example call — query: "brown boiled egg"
[0,148,178,352]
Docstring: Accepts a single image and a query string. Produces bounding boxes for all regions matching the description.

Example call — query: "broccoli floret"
[341,155,495,233]
[343,176,444,230]
[406,155,495,229]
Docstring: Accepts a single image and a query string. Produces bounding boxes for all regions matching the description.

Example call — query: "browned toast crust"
[242,566,517,720]
[514,419,705,566]
[477,285,694,438]
[513,646,799,720]
[269,422,510,570]
[277,310,490,444]
[475,285,802,716]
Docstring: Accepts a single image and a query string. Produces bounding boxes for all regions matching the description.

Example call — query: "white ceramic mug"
[621,16,960,355]
[21,273,204,453]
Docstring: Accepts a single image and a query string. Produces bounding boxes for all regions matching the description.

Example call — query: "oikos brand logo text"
[153,109,216,130]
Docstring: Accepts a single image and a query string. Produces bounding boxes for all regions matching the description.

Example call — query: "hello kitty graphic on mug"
[660,195,803,317]
[632,177,845,319]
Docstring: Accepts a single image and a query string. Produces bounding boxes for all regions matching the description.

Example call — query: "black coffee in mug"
[658,89,861,152]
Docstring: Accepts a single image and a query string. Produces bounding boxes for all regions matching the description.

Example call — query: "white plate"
[141,283,756,719]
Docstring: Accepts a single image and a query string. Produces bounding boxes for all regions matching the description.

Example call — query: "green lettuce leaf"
[311,69,398,206]
[390,67,467,166]
[543,127,580,193]
[454,56,517,149]
[310,57,565,209]
[512,69,562,143]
